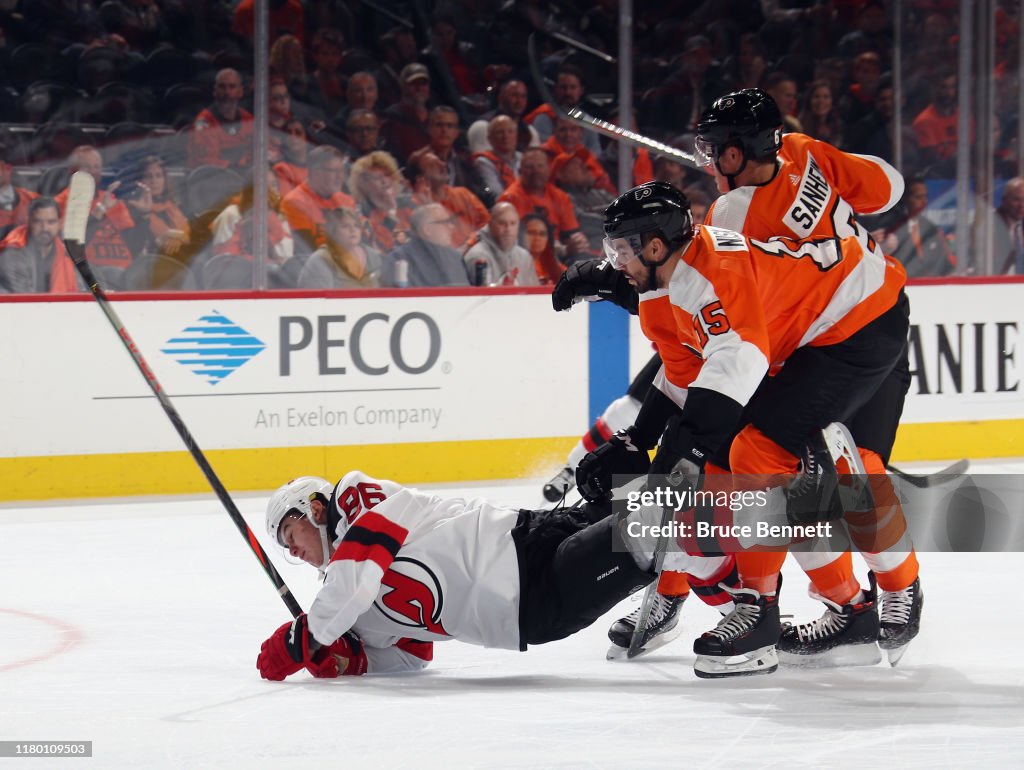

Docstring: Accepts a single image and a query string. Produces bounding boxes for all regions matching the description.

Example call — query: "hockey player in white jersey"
[256,471,739,680]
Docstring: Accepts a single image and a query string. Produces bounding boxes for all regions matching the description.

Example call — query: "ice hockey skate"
[606,592,685,660]
[879,575,923,666]
[542,466,574,503]
[777,572,881,668]
[693,579,781,678]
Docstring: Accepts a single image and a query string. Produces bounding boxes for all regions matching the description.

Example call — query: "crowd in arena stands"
[1,0,1023,294]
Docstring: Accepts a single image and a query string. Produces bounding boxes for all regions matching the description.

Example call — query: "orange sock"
[657,570,691,596]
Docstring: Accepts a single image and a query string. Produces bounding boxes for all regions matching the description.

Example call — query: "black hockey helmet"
[602,181,693,291]
[695,88,783,168]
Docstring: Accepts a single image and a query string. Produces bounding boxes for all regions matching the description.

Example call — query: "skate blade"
[885,643,910,667]
[693,646,778,678]
[778,641,882,669]
[607,623,683,661]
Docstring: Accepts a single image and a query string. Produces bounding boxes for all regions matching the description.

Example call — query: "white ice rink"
[3,464,1023,769]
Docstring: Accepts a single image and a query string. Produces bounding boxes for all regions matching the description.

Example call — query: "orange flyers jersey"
[706,132,904,246]
[638,224,906,410]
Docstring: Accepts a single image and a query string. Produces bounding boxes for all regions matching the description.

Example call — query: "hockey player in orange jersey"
[555,178,910,677]
[695,88,921,667]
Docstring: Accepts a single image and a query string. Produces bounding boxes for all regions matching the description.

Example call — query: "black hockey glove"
[576,427,652,501]
[551,259,639,314]
[648,416,708,486]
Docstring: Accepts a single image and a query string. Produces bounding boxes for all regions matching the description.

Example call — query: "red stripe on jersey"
[351,511,409,544]
[334,541,396,572]
[396,637,434,661]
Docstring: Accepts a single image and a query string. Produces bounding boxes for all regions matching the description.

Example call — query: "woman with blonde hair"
[349,150,414,253]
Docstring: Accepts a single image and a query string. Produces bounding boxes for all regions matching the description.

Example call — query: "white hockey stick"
[526,32,699,169]
[63,171,304,619]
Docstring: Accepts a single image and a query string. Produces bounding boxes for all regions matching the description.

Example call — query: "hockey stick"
[62,171,303,619]
[526,32,699,169]
[886,459,970,489]
[626,497,675,658]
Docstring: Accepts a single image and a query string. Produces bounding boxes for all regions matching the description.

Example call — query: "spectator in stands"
[56,146,136,270]
[798,80,843,146]
[463,201,539,286]
[297,207,382,289]
[407,147,489,251]
[913,70,969,171]
[992,177,1024,274]
[543,117,616,195]
[424,106,488,203]
[498,147,589,263]
[467,78,539,154]
[281,145,356,256]
[120,155,190,260]
[421,13,487,98]
[652,148,689,192]
[377,26,422,108]
[762,71,800,127]
[473,115,521,198]
[720,32,767,92]
[306,27,347,118]
[273,119,310,196]
[0,148,38,240]
[524,63,601,155]
[210,172,294,266]
[381,63,433,163]
[840,51,884,127]
[336,71,379,124]
[269,34,310,104]
[233,0,304,46]
[188,68,254,169]
[843,79,921,170]
[551,152,615,252]
[641,34,725,133]
[598,107,654,189]
[685,187,712,225]
[339,109,382,163]
[349,150,414,254]
[880,178,955,277]
[519,212,563,284]
[0,197,78,294]
[380,202,470,288]
[837,1,892,64]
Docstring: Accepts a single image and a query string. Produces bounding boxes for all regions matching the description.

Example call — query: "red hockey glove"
[304,632,369,678]
[257,614,319,681]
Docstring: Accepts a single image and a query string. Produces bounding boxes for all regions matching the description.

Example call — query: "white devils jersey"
[307,471,524,658]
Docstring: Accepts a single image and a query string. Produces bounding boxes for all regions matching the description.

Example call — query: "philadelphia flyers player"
[695,88,921,667]
[255,473,739,680]
[555,180,909,677]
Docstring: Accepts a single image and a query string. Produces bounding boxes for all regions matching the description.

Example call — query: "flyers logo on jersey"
[783,153,832,236]
[635,187,653,200]
[376,557,450,636]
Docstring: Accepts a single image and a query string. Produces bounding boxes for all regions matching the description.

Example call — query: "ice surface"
[2,463,1023,769]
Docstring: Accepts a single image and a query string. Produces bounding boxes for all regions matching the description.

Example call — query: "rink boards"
[1,279,1022,500]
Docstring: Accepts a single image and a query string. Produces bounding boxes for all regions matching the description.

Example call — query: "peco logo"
[279,311,442,376]
[161,311,266,385]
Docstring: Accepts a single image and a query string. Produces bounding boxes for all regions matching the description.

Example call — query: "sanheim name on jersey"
[783,153,832,236]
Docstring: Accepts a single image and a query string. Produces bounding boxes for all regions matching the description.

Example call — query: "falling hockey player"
[254,472,740,680]
[553,178,915,677]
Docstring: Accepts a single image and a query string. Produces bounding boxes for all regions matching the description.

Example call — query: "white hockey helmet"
[266,476,336,566]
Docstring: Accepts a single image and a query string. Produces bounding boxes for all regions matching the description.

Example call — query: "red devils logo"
[376,558,449,636]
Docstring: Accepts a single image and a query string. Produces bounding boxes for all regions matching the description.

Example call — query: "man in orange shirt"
[912,70,969,169]
[280,145,356,255]
[498,147,589,262]
[542,117,616,195]
[188,69,254,169]
[0,197,78,293]
[0,147,37,240]
[407,147,488,251]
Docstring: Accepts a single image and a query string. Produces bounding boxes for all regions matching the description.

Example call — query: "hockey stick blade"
[886,459,970,488]
[526,32,699,169]
[62,170,94,262]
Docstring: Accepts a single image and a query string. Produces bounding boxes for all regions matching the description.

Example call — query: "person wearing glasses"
[380,202,470,287]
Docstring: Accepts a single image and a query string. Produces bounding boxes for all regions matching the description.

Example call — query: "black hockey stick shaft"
[886,459,970,488]
[64,226,302,617]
